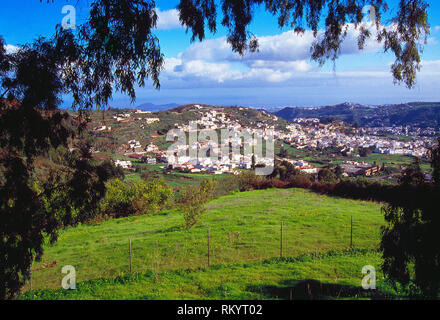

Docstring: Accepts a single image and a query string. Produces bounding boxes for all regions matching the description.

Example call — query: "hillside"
[21,188,386,299]
[33,103,294,191]
[23,250,395,300]
[169,104,287,129]
[67,103,290,159]
[275,102,440,128]
[136,102,180,112]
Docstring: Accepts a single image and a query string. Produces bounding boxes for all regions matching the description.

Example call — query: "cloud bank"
[152,22,440,98]
[160,24,396,88]
[155,8,182,30]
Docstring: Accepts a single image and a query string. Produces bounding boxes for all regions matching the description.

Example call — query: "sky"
[1,0,440,108]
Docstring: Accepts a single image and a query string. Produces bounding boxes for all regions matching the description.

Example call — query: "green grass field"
[21,188,388,300]
[22,250,399,300]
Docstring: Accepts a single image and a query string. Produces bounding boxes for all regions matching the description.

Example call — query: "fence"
[25,217,358,291]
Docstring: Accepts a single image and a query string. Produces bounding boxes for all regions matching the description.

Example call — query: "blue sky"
[1,0,439,108]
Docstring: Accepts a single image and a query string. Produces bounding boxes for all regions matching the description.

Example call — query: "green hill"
[21,188,388,300]
[74,104,290,156]
[275,102,440,128]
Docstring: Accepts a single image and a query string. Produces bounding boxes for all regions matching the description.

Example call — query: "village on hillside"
[85,104,436,180]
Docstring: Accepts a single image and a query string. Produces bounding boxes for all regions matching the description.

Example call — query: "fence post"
[280,221,283,258]
[207,229,211,267]
[30,268,32,291]
[350,216,353,248]
[154,240,159,282]
[129,238,132,274]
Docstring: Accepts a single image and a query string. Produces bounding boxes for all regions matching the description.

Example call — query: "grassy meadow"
[23,250,398,300]
[20,188,389,299]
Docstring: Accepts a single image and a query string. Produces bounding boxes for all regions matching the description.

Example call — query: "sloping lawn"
[23,188,385,297]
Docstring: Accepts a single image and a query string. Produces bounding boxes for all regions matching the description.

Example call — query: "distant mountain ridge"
[274,102,440,128]
[136,102,181,112]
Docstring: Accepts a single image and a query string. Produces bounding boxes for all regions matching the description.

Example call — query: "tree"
[0,36,76,299]
[100,178,173,218]
[429,138,440,187]
[381,146,440,298]
[0,0,162,297]
[334,165,344,179]
[251,154,256,170]
[269,160,299,181]
[278,145,288,158]
[359,146,374,157]
[399,157,425,186]
[318,168,338,184]
[179,179,217,229]
[37,146,121,226]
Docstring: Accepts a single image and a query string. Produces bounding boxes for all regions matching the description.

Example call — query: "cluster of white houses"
[108,105,436,176]
[281,122,433,158]
[111,111,160,125]
[166,153,273,175]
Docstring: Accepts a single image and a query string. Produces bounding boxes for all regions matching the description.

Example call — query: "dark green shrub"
[100,178,173,218]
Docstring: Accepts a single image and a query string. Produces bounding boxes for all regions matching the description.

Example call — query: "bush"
[179,179,217,229]
[37,156,123,227]
[237,171,264,191]
[288,174,313,189]
[318,168,338,184]
[100,179,173,218]
[141,171,159,180]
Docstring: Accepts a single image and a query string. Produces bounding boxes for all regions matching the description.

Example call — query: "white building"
[146,118,160,124]
[114,160,132,169]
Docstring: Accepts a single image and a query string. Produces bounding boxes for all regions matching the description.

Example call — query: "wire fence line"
[25,219,359,292]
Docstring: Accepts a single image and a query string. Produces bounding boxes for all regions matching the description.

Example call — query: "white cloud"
[239,31,315,62]
[243,68,294,83]
[434,26,440,33]
[162,24,385,87]
[245,27,380,62]
[4,44,19,54]
[180,37,233,61]
[245,60,314,73]
[179,25,381,63]
[420,60,440,75]
[427,37,438,46]
[155,8,182,30]
[164,57,243,83]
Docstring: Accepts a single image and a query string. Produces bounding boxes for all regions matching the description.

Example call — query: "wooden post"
[207,229,211,267]
[129,238,132,274]
[350,216,353,248]
[30,268,32,291]
[154,240,159,282]
[280,222,283,258]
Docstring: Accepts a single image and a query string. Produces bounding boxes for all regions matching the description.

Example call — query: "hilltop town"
[70,103,438,181]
